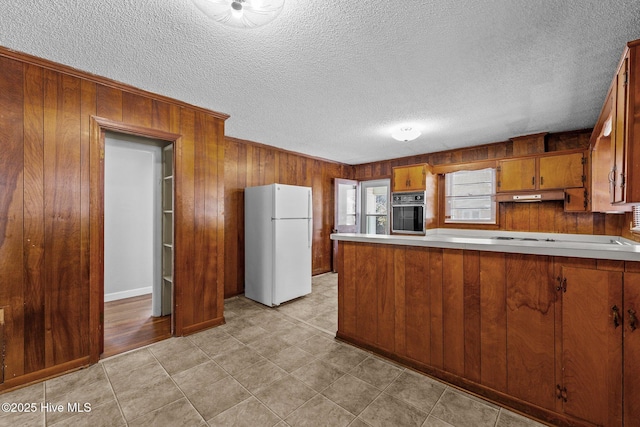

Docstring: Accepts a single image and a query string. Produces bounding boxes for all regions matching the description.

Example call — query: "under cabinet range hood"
[495,190,565,202]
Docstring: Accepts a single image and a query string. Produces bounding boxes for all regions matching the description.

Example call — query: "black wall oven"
[391,192,425,234]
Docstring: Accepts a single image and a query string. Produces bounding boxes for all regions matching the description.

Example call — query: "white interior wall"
[104,133,162,303]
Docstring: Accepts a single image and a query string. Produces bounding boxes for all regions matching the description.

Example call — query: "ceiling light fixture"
[192,0,285,29]
[391,127,421,142]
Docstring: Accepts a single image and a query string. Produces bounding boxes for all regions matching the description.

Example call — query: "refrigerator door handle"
[308,190,312,248]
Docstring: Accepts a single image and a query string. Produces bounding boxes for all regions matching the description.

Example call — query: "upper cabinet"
[496,158,536,192]
[612,53,630,204]
[591,40,640,209]
[392,164,428,192]
[497,151,586,193]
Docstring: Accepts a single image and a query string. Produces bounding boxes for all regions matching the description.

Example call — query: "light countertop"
[330,228,640,261]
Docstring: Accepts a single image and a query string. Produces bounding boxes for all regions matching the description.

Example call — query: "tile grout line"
[98,360,130,427]
[185,329,288,425]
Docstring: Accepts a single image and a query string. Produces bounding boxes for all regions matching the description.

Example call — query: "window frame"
[359,179,391,235]
[436,161,500,229]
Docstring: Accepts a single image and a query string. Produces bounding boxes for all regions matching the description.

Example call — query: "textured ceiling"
[1,1,640,164]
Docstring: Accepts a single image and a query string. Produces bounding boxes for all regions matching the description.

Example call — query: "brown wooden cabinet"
[497,152,585,193]
[505,254,557,411]
[557,265,622,427]
[611,53,629,204]
[336,240,640,427]
[591,41,640,206]
[623,272,640,427]
[611,44,640,205]
[392,164,427,192]
[591,132,631,212]
[496,158,536,192]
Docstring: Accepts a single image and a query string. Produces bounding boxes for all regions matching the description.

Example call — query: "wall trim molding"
[104,287,152,303]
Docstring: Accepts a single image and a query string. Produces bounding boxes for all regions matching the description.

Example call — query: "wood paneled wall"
[355,129,629,237]
[0,48,226,391]
[224,137,354,297]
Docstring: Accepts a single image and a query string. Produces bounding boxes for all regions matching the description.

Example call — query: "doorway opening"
[102,132,174,358]
[360,179,390,234]
[332,178,390,272]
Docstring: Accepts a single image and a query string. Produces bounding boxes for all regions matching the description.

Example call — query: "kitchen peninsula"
[331,230,640,427]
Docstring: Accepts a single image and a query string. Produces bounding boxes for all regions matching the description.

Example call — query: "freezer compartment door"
[273,218,312,305]
[274,184,312,219]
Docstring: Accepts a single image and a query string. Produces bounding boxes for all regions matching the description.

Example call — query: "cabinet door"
[506,254,556,410]
[612,55,628,204]
[539,153,584,190]
[624,272,640,426]
[392,165,426,192]
[561,266,622,427]
[563,187,587,212]
[406,165,426,191]
[497,158,535,192]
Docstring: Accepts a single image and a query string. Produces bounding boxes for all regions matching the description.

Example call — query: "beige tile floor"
[0,273,546,427]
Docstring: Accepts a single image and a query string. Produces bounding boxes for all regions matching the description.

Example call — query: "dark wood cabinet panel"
[355,244,378,344]
[479,252,507,391]
[624,272,640,426]
[404,247,430,364]
[0,56,26,382]
[43,71,86,366]
[505,254,556,411]
[560,266,622,427]
[23,64,46,374]
[612,55,628,204]
[376,245,395,353]
[463,251,481,383]
[336,240,640,426]
[442,249,465,377]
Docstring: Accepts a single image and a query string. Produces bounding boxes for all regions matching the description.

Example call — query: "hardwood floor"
[102,294,172,359]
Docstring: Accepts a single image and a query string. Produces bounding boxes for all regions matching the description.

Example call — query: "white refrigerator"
[245,183,313,306]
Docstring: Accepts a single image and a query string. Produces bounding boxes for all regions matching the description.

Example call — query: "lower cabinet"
[336,241,640,427]
[623,272,640,427]
[505,254,557,411]
[558,264,622,427]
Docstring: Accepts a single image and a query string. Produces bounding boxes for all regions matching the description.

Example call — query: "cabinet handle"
[566,193,571,204]
[629,308,637,332]
[540,176,544,186]
[556,385,567,402]
[532,176,535,186]
[612,305,621,328]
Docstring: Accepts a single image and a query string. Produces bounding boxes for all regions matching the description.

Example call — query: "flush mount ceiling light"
[391,127,421,142]
[192,0,285,29]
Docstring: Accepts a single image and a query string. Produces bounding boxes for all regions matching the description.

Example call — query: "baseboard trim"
[104,287,152,302]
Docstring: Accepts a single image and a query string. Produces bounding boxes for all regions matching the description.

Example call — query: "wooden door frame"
[89,116,182,363]
[332,178,358,272]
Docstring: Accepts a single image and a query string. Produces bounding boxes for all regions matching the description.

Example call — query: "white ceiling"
[2,1,640,164]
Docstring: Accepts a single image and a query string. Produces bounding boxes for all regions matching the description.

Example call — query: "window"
[445,168,496,224]
[360,179,390,234]
[633,206,640,232]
